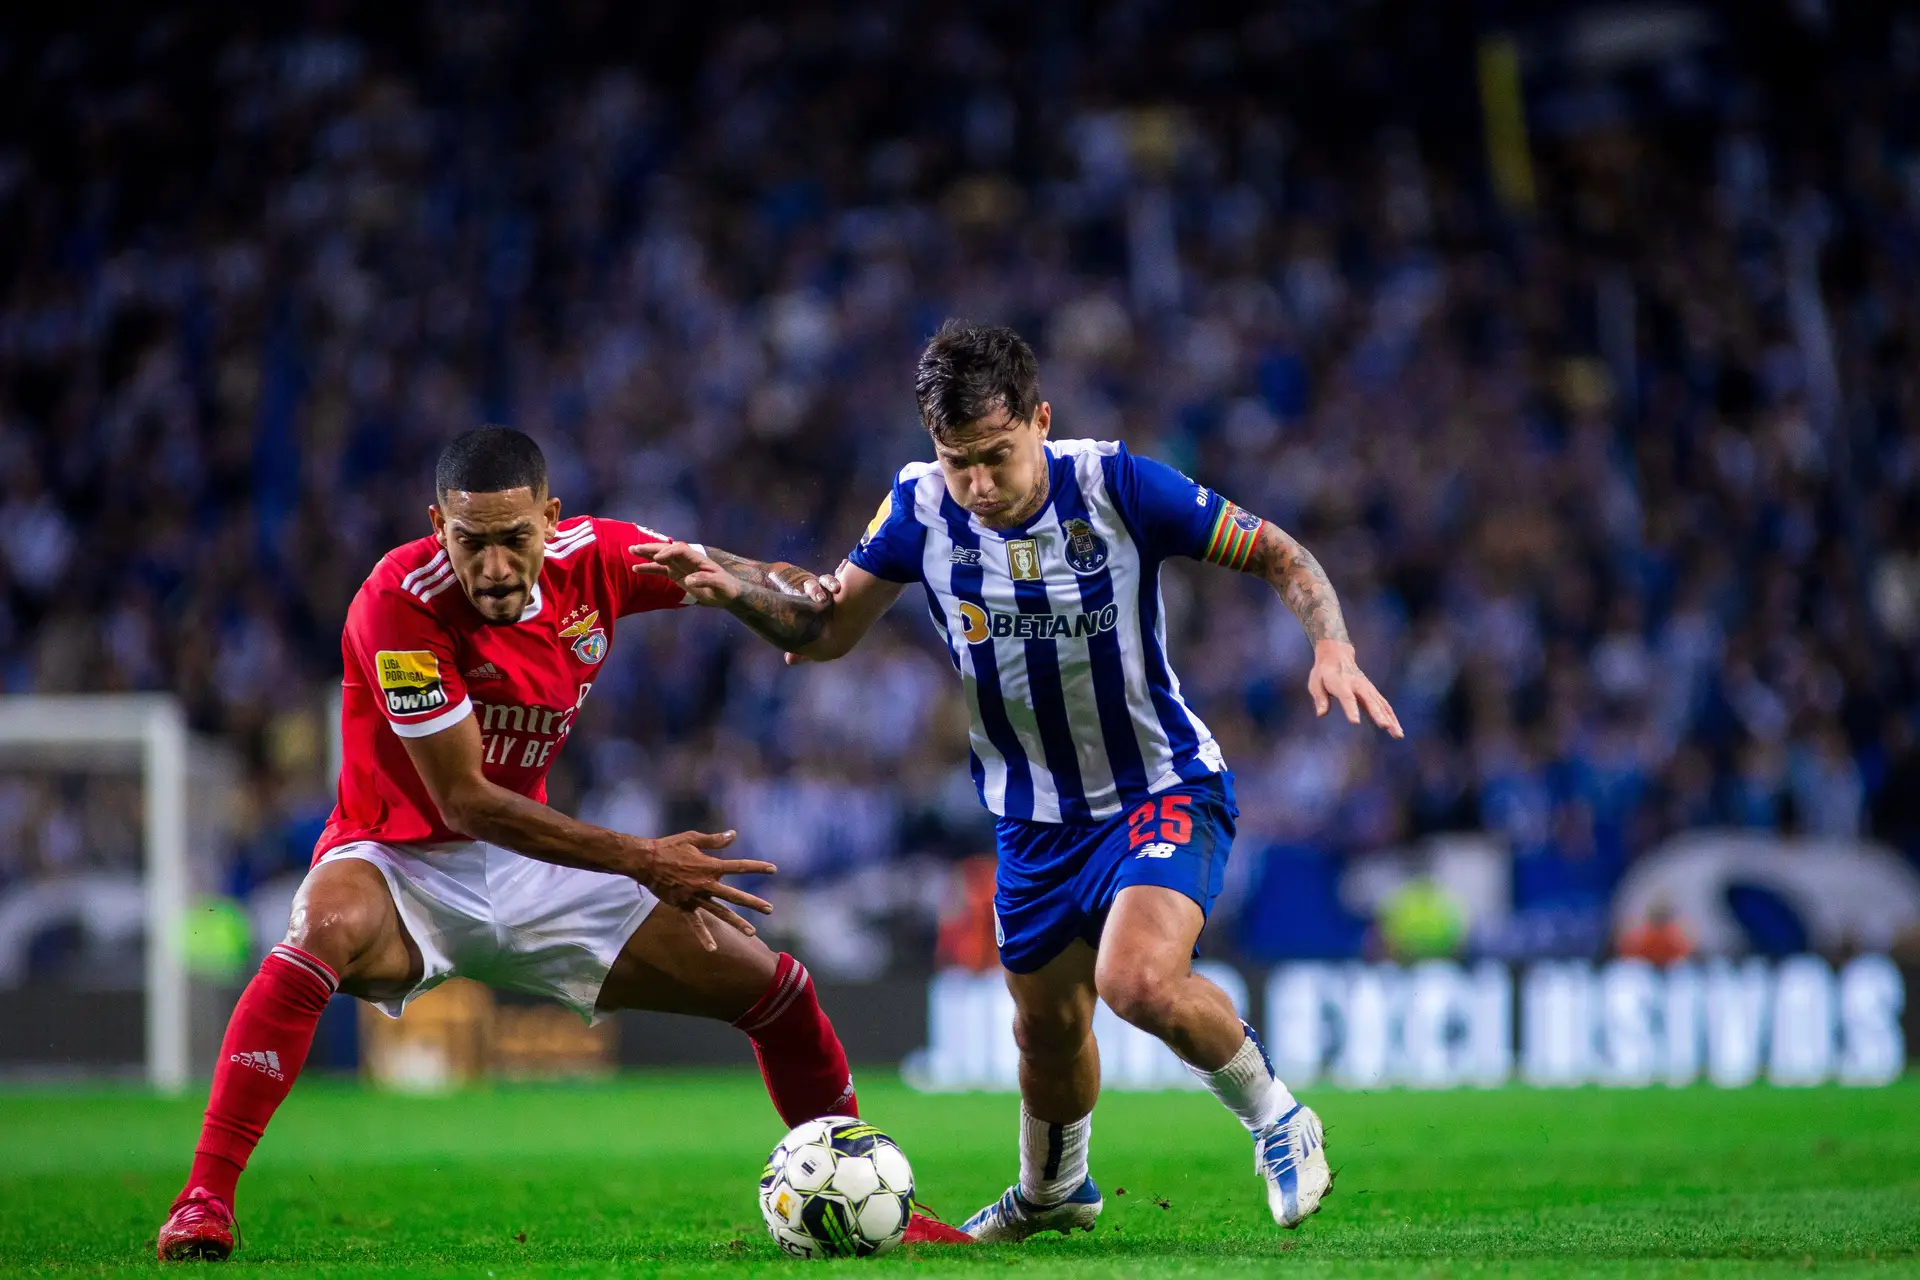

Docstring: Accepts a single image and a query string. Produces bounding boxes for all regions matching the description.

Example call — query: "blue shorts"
[992,774,1238,975]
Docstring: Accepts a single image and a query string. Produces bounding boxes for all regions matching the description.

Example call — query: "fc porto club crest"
[1062,518,1108,575]
[559,608,608,665]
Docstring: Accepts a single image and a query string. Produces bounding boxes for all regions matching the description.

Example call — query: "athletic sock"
[181,943,339,1206]
[1018,1105,1091,1206]
[734,953,857,1127]
[1190,1021,1296,1133]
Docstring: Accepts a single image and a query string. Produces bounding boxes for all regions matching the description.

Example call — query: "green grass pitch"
[3,1072,1917,1277]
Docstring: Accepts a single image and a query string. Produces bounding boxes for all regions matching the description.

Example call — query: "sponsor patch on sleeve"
[862,492,893,543]
[375,649,448,716]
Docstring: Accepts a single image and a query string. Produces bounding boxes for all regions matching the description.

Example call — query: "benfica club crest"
[560,609,608,664]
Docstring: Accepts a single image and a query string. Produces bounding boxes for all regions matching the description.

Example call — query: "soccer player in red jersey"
[158,427,970,1259]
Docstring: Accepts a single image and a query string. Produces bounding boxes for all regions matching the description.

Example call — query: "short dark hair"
[914,320,1039,438]
[435,426,547,500]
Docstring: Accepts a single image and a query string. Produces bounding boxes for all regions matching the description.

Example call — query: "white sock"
[1190,1025,1295,1133]
[1018,1105,1091,1206]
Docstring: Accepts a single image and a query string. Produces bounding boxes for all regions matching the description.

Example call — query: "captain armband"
[1201,502,1264,571]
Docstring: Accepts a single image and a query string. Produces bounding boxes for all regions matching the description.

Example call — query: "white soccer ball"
[759,1115,915,1259]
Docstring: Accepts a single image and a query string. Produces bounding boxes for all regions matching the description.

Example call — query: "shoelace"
[971,1186,1031,1228]
[1256,1125,1304,1179]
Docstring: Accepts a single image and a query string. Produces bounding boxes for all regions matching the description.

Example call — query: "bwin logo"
[957,601,1119,645]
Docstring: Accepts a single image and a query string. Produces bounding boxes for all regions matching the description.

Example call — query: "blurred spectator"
[1616,900,1695,967]
[1,4,1917,971]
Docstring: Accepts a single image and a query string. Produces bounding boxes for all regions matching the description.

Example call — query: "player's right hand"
[638,542,745,607]
[632,829,776,951]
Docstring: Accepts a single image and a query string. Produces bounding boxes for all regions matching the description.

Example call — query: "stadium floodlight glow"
[0,695,189,1091]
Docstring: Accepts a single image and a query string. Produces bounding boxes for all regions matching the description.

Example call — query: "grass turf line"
[1,1073,1915,1277]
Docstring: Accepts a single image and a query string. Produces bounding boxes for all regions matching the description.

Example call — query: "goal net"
[0,695,240,1089]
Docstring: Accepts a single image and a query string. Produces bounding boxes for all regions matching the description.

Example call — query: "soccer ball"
[758,1115,914,1258]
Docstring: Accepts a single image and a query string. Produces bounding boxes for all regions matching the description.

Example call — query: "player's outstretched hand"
[633,542,745,607]
[633,542,834,610]
[1308,638,1404,739]
[634,829,777,952]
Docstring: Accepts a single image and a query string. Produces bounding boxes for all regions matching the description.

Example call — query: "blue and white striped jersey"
[849,438,1249,824]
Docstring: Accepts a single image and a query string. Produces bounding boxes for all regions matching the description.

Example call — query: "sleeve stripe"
[1203,506,1234,561]
[387,696,474,739]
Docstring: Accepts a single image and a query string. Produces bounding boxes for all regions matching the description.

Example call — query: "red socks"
[734,953,857,1126]
[182,943,338,1205]
[183,947,839,1204]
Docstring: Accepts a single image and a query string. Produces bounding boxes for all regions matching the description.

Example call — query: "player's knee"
[1096,961,1179,1034]
[284,876,390,971]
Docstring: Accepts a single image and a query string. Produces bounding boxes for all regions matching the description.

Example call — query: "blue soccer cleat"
[960,1176,1104,1242]
[1255,1102,1332,1228]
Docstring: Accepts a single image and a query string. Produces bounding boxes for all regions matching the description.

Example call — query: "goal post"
[0,694,189,1091]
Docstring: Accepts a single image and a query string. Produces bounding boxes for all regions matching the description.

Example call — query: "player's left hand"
[1309,638,1403,738]
[782,571,845,665]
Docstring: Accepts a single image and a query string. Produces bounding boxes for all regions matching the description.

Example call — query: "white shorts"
[316,840,657,1023]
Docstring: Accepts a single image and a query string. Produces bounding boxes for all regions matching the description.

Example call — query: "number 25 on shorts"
[1127,794,1194,848]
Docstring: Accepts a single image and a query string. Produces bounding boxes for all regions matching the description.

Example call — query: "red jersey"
[315,516,687,861]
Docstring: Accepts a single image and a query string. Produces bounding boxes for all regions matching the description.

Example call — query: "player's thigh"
[596,904,779,1020]
[1090,882,1205,997]
[286,857,421,997]
[1005,938,1099,1055]
[1092,781,1233,993]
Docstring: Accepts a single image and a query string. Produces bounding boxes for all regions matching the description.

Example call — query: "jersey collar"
[518,582,544,623]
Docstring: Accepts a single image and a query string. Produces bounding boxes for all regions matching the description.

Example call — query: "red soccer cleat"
[156,1187,236,1262]
[903,1204,976,1245]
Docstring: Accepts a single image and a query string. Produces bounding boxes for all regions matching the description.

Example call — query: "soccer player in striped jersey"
[642,321,1402,1241]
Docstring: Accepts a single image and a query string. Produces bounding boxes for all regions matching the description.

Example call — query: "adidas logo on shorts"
[231,1050,284,1080]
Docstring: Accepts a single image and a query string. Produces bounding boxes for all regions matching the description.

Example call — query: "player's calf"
[1093,950,1244,1069]
[159,861,414,1259]
[157,943,339,1262]
[1009,990,1099,1125]
[732,953,858,1126]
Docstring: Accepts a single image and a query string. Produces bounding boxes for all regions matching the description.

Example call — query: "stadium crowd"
[2,4,1918,970]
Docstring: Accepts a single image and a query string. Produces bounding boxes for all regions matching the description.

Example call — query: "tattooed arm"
[706,548,819,599]
[631,542,904,658]
[1248,523,1352,647]
[632,542,833,651]
[1199,503,1402,737]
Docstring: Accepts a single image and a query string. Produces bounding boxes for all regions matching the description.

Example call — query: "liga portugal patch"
[375,649,448,716]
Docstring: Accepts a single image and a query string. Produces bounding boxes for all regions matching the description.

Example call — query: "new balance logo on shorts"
[1135,842,1177,859]
[231,1050,284,1080]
